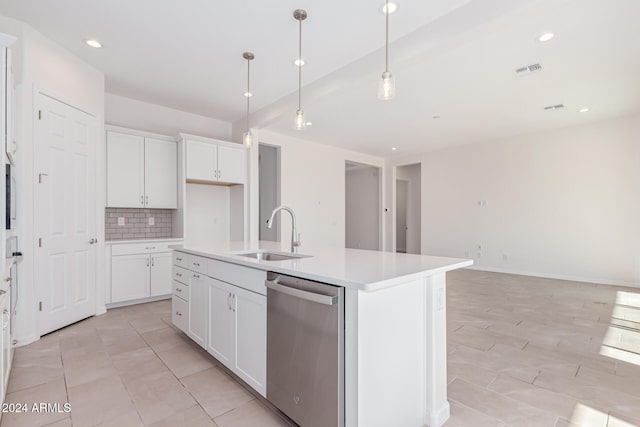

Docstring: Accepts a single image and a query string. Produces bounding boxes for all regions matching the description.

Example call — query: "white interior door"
[35,93,97,335]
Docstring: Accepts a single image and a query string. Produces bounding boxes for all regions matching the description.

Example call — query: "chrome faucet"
[266,206,301,253]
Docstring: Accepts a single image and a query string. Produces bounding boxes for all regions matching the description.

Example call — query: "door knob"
[89,238,97,244]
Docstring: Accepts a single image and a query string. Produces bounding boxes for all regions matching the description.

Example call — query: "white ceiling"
[1,0,639,157]
[0,0,472,121]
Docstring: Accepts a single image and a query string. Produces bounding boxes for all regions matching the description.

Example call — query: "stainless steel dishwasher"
[266,272,344,427]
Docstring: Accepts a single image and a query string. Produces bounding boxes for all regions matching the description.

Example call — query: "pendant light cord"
[246,58,250,132]
[298,17,303,110]
[385,0,389,73]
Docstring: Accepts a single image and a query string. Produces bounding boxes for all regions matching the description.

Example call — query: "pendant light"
[378,0,395,100]
[293,9,308,130]
[242,52,254,147]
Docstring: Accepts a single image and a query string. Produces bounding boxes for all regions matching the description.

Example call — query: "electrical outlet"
[117,217,125,226]
[464,251,471,257]
[148,217,155,226]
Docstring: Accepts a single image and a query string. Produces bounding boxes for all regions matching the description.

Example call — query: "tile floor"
[2,269,640,427]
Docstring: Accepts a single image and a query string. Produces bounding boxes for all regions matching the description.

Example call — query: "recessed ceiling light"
[293,59,305,67]
[432,115,441,119]
[579,108,590,113]
[391,147,397,151]
[380,2,398,14]
[305,122,312,126]
[243,91,253,97]
[538,32,555,43]
[85,39,102,48]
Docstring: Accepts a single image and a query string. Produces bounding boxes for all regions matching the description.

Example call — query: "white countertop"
[106,238,184,245]
[171,241,473,291]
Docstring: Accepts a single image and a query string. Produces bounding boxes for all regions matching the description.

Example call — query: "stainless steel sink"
[235,251,311,261]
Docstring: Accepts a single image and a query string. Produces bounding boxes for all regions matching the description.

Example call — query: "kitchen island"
[170,241,472,427]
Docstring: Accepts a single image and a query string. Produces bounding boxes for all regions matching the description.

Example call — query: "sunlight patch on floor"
[600,291,640,367]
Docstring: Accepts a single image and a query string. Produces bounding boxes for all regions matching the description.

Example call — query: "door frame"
[344,160,383,251]
[32,88,103,337]
[391,163,422,254]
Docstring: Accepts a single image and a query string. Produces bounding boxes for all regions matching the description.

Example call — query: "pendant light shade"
[378,0,395,100]
[242,52,254,147]
[293,9,308,130]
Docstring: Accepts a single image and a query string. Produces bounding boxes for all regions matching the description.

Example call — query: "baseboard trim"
[106,294,171,309]
[425,401,450,427]
[464,265,639,289]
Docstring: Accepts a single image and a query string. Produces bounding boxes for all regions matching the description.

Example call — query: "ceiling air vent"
[514,63,543,77]
[544,104,565,111]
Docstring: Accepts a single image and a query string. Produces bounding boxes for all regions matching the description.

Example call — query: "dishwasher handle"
[266,280,337,306]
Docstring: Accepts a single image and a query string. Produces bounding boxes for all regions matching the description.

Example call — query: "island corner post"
[344,271,451,427]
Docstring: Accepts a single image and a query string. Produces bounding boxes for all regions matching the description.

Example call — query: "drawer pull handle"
[176,257,183,261]
[193,262,200,267]
[176,288,182,292]
[176,273,182,277]
[145,247,156,250]
[175,311,182,316]
[193,274,200,279]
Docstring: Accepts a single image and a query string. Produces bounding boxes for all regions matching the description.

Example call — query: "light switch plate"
[117,217,125,226]
[148,217,155,226]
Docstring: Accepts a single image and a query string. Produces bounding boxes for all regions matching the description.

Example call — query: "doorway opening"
[396,163,421,254]
[259,144,281,241]
[345,161,381,250]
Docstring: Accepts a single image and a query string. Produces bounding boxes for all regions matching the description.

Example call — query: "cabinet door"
[111,254,150,303]
[107,131,145,207]
[144,138,177,208]
[150,252,173,296]
[233,287,266,396]
[172,295,188,334]
[207,278,235,369]
[188,272,209,348]
[186,140,217,182]
[217,145,245,184]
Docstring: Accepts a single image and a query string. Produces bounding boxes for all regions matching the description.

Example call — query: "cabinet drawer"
[173,280,188,300]
[172,295,188,333]
[173,266,189,284]
[112,241,180,256]
[208,259,267,296]
[173,252,190,269]
[190,255,207,274]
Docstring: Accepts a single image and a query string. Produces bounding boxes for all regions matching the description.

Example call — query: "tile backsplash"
[105,208,177,240]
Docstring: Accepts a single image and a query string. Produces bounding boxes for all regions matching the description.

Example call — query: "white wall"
[390,113,640,286]
[396,163,421,254]
[184,183,231,246]
[4,17,106,344]
[345,165,380,250]
[105,93,231,139]
[251,130,385,249]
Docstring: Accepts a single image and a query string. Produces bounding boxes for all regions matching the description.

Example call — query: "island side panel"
[424,273,450,427]
[354,279,426,427]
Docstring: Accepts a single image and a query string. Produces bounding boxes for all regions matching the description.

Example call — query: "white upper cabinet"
[107,129,178,209]
[107,132,145,207]
[145,138,178,208]
[184,136,245,185]
[185,140,217,182]
[217,145,245,184]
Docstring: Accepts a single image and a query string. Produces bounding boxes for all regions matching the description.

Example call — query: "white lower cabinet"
[207,280,266,396]
[172,295,188,333]
[188,272,209,348]
[150,252,173,296]
[111,252,172,303]
[207,279,235,368]
[172,251,266,397]
[232,285,267,395]
[111,254,150,303]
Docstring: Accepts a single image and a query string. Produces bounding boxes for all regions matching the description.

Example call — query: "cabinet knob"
[175,311,182,316]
